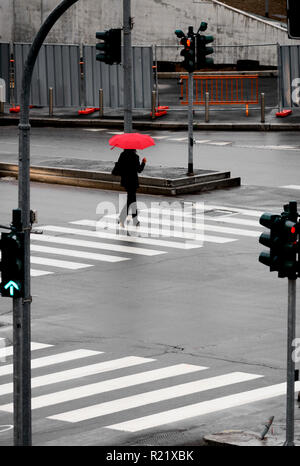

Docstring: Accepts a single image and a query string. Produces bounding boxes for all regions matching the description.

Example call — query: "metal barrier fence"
[14,43,81,107]
[0,43,10,101]
[180,75,259,112]
[83,46,153,109]
[278,45,300,110]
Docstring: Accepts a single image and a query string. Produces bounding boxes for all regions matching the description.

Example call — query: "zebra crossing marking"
[47,371,262,423]
[0,342,291,432]
[29,204,264,277]
[0,364,206,412]
[106,381,300,433]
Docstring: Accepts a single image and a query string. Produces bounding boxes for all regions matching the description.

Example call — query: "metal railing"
[180,74,259,114]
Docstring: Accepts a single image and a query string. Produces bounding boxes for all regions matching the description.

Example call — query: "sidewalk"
[1,104,299,131]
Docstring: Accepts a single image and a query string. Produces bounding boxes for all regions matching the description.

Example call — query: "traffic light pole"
[285,278,297,446]
[187,71,194,175]
[123,0,133,133]
[15,0,80,446]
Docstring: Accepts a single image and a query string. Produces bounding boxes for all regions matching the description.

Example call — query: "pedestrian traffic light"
[96,28,121,65]
[0,229,25,298]
[287,0,300,39]
[196,33,214,68]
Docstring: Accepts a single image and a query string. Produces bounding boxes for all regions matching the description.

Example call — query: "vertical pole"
[284,278,296,446]
[151,90,156,120]
[49,87,53,117]
[123,0,132,133]
[15,119,32,446]
[99,88,103,118]
[188,71,194,175]
[265,0,269,17]
[261,93,265,123]
[205,92,210,123]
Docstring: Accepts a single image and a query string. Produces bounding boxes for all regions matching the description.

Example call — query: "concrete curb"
[203,430,289,446]
[158,70,278,78]
[0,115,299,131]
[0,162,241,195]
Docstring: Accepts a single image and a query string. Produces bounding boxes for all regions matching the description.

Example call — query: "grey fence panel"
[84,46,153,109]
[278,45,300,109]
[14,43,81,106]
[0,43,10,101]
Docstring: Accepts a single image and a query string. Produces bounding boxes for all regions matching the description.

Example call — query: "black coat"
[117,150,145,191]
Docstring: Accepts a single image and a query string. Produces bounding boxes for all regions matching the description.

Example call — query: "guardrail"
[180,74,259,115]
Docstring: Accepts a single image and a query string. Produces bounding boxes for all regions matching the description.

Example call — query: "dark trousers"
[120,190,138,224]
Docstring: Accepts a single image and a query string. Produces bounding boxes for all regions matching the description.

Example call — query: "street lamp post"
[16,0,80,446]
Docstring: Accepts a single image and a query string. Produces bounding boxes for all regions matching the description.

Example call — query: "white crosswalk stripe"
[0,342,293,433]
[0,342,52,359]
[29,203,263,277]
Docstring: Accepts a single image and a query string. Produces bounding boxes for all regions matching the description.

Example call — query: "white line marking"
[106,131,124,135]
[30,244,130,262]
[0,342,53,360]
[151,136,169,140]
[0,349,102,377]
[169,137,188,142]
[31,235,166,257]
[106,381,300,432]
[0,357,155,397]
[207,142,232,146]
[30,256,94,270]
[4,364,206,412]
[31,269,54,277]
[48,372,262,423]
[82,129,106,132]
[195,140,211,144]
[280,185,300,190]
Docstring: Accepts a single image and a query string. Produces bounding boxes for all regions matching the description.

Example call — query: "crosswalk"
[28,203,264,278]
[0,341,296,434]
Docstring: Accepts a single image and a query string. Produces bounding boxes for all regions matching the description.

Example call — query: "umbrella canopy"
[109,133,155,150]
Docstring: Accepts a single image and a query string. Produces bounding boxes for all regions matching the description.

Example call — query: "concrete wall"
[1,0,299,65]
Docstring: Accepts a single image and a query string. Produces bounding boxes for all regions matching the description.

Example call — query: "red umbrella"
[109,133,155,150]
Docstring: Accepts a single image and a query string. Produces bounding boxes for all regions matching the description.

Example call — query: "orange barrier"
[181,75,259,115]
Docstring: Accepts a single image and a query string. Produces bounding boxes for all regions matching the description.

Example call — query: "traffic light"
[287,0,300,39]
[259,213,282,272]
[0,229,25,298]
[175,29,196,72]
[96,28,121,65]
[196,33,214,68]
[259,202,299,279]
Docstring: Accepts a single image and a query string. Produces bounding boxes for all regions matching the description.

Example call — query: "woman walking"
[114,149,146,227]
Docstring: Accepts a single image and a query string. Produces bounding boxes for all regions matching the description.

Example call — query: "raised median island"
[0,160,240,195]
